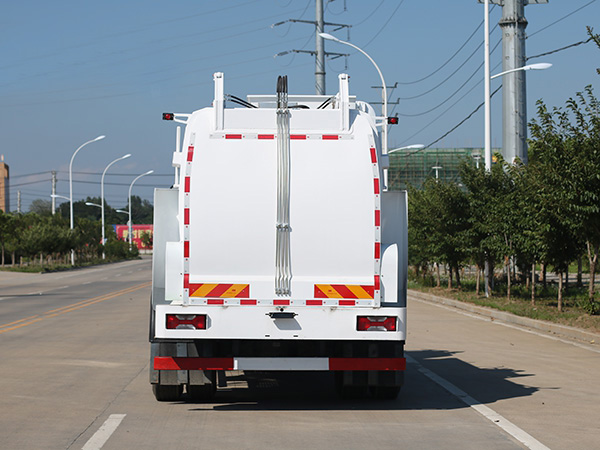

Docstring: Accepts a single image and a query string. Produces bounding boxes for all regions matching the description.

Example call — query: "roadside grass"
[0,256,141,274]
[408,275,600,334]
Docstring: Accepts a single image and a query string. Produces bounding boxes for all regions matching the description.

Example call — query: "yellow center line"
[0,281,151,335]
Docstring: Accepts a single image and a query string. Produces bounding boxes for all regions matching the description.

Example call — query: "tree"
[28,199,52,216]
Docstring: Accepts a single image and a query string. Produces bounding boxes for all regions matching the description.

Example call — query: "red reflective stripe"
[187,146,194,162]
[329,358,406,371]
[322,135,338,140]
[374,179,380,194]
[339,300,356,306]
[183,241,190,258]
[184,177,191,193]
[370,147,377,163]
[375,242,381,259]
[184,208,190,225]
[154,357,234,371]
[258,134,274,140]
[375,209,381,226]
[225,134,242,139]
[240,299,257,305]
[207,299,224,305]
[306,300,323,306]
[183,273,189,289]
[332,284,357,299]
[290,135,306,140]
[274,299,290,306]
[207,284,233,298]
[374,275,380,290]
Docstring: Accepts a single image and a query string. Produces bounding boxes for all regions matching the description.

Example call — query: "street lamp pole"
[484,0,492,171]
[100,154,131,259]
[319,33,388,156]
[69,135,105,265]
[127,170,154,247]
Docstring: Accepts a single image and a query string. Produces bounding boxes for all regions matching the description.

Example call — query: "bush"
[103,239,139,260]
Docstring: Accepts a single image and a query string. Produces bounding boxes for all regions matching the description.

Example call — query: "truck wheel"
[152,384,183,402]
[187,383,216,401]
[370,385,401,400]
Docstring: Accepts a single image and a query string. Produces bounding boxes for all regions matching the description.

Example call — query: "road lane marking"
[0,282,150,334]
[410,296,600,354]
[81,414,126,450]
[407,355,550,450]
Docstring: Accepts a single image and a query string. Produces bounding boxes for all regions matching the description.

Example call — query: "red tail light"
[166,314,206,330]
[357,316,397,331]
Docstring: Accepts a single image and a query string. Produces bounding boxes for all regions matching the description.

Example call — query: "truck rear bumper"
[154,356,406,371]
[153,304,407,341]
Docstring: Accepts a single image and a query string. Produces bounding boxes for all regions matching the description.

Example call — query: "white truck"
[150,72,407,401]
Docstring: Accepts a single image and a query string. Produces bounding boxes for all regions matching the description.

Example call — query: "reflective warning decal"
[314,284,375,299]
[189,283,250,298]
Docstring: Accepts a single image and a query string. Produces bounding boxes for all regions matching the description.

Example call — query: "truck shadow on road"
[186,349,543,412]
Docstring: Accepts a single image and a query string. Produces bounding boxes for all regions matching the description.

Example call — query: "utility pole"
[51,170,57,215]
[17,190,21,213]
[480,0,547,164]
[315,0,325,94]
[273,1,350,95]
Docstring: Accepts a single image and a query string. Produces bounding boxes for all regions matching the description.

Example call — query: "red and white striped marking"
[369,134,382,304]
[182,137,195,305]
[154,356,406,371]
[185,298,377,307]
[210,133,354,140]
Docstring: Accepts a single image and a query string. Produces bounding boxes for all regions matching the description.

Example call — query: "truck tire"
[187,383,216,401]
[152,384,183,402]
[370,385,401,400]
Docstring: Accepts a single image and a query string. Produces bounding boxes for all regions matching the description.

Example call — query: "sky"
[1,0,599,213]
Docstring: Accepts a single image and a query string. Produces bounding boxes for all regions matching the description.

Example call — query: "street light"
[69,135,105,265]
[484,62,551,170]
[388,144,425,154]
[51,194,70,201]
[127,170,154,247]
[100,154,132,259]
[319,33,389,156]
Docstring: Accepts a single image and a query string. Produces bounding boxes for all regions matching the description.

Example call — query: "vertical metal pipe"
[315,0,325,94]
[500,0,528,164]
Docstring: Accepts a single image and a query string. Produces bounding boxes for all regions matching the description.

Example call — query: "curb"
[408,289,600,346]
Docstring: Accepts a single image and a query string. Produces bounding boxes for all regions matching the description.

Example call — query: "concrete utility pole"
[479,0,547,164]
[51,170,57,215]
[17,190,21,213]
[273,2,350,95]
[315,0,325,95]
[501,0,528,164]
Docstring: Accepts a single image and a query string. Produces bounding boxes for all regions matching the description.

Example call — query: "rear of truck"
[149,73,408,401]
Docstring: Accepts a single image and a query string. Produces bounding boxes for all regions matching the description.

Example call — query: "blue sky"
[1,0,598,213]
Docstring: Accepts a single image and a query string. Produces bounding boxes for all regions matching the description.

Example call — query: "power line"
[527,0,597,40]
[398,38,502,117]
[397,6,496,85]
[399,23,499,100]
[360,0,404,49]
[527,36,593,60]
[399,61,503,145]
[402,84,503,158]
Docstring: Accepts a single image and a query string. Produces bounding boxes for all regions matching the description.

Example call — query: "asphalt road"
[0,258,598,449]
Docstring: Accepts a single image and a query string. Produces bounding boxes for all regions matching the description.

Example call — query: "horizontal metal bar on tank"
[154,357,406,371]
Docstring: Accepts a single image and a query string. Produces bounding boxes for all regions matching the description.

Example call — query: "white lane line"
[410,296,600,354]
[81,414,126,450]
[407,356,549,450]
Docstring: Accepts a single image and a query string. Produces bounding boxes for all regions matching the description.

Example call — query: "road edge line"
[406,356,549,450]
[81,414,126,450]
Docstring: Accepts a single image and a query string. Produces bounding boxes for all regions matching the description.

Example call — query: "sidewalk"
[409,289,600,346]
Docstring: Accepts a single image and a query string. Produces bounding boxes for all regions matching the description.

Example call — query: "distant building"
[388,147,501,190]
[0,158,9,212]
[114,224,154,250]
